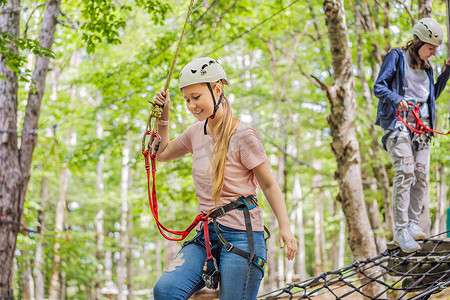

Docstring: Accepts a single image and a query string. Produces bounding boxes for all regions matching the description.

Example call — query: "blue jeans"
[153,223,267,300]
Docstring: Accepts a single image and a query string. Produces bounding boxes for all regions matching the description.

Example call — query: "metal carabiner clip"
[202,256,220,289]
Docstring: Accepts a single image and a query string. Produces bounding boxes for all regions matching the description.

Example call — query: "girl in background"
[374,18,450,252]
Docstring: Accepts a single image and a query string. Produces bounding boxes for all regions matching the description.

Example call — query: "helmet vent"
[179,57,228,89]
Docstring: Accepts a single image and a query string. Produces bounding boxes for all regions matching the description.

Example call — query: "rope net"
[258,235,449,300]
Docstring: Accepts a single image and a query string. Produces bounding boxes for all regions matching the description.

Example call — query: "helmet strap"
[204,83,224,135]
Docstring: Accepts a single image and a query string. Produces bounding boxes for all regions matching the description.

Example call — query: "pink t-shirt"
[174,120,267,231]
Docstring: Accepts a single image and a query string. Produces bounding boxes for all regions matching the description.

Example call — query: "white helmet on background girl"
[179,57,228,90]
[411,17,443,46]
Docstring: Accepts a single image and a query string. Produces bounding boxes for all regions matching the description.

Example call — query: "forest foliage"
[2,0,450,298]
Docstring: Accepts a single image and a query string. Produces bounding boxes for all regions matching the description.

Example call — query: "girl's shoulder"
[233,121,264,142]
[386,48,404,60]
[234,121,257,135]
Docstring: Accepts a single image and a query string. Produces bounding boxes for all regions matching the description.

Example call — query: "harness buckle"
[224,242,234,252]
[252,255,268,277]
[209,207,226,218]
[237,196,258,211]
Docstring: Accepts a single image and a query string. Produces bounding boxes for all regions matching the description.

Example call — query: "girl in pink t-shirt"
[152,57,296,300]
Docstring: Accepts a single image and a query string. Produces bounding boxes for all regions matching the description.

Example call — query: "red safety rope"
[141,0,198,241]
[396,100,450,136]
[142,130,204,241]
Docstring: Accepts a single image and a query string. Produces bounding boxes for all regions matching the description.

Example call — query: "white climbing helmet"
[411,17,443,46]
[179,57,228,90]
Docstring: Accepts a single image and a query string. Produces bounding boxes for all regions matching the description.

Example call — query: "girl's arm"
[153,89,188,162]
[434,59,450,99]
[253,160,297,260]
[373,49,404,108]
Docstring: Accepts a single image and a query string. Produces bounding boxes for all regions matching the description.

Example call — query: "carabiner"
[406,99,417,110]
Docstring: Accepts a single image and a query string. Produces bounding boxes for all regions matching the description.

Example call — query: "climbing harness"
[181,196,270,289]
[382,99,450,151]
[396,99,450,136]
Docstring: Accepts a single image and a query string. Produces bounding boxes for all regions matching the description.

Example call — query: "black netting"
[258,234,450,300]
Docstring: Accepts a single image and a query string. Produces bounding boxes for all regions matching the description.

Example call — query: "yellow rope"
[146,0,196,134]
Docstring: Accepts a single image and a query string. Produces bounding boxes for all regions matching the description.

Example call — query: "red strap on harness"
[142,130,216,266]
[396,102,450,136]
[202,218,214,261]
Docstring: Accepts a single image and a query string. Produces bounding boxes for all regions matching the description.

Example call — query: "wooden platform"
[386,238,450,284]
[386,238,450,256]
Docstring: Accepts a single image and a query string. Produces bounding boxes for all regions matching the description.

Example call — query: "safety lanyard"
[141,0,196,241]
[396,99,450,136]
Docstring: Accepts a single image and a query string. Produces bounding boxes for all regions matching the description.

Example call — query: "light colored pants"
[383,121,430,230]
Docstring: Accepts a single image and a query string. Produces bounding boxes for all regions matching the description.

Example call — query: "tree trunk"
[353,0,394,237]
[33,175,48,299]
[313,191,323,275]
[49,50,79,299]
[0,0,60,297]
[20,250,35,300]
[48,130,70,299]
[266,211,277,291]
[432,163,447,235]
[127,180,134,300]
[94,92,105,300]
[293,173,307,281]
[321,0,381,296]
[155,236,162,276]
[321,0,377,260]
[366,197,388,253]
[312,143,326,274]
[0,1,22,297]
[127,240,134,300]
[104,250,115,294]
[418,0,432,19]
[118,140,131,299]
[330,200,339,270]
[276,153,285,286]
[337,209,345,268]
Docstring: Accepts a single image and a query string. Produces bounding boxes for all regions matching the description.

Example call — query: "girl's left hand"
[278,226,297,260]
[442,59,450,72]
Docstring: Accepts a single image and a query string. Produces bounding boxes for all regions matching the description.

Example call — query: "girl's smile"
[182,83,222,122]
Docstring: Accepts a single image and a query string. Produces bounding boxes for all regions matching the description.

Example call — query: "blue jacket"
[374,48,450,131]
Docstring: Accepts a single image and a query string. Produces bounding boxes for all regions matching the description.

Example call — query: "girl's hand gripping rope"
[397,99,409,112]
[406,99,417,110]
[155,89,171,108]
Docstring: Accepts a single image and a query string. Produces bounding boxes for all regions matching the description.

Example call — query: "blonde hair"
[209,82,240,206]
[404,36,431,70]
